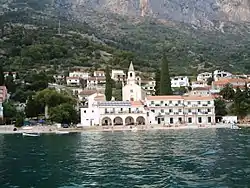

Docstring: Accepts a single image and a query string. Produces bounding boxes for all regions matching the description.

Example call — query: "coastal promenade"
[0,123,237,134]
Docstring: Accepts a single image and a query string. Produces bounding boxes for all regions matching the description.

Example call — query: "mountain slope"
[1,0,250,75]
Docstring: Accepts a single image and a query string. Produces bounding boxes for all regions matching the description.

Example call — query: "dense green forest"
[1,2,250,76]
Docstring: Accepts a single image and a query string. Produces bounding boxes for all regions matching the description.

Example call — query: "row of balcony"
[156,112,213,116]
[149,104,213,107]
[103,111,144,115]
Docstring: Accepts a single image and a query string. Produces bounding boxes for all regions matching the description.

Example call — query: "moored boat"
[131,127,138,132]
[231,124,241,130]
[55,131,70,134]
[22,132,40,137]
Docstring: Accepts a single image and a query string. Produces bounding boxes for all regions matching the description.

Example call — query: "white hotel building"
[146,95,215,125]
[80,62,216,127]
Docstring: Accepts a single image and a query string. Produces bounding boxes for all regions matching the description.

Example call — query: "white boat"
[231,124,241,130]
[22,132,40,137]
[55,131,70,134]
[22,126,33,130]
[131,127,138,132]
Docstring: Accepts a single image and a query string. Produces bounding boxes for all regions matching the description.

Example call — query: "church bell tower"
[127,61,135,85]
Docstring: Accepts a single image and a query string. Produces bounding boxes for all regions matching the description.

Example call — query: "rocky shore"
[0,123,238,134]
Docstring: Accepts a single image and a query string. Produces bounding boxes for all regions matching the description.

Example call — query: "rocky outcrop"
[1,0,250,29]
[56,0,250,27]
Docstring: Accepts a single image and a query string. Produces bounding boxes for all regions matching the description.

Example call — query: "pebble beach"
[0,123,239,134]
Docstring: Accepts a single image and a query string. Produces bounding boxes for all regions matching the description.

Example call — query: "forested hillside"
[1,0,250,75]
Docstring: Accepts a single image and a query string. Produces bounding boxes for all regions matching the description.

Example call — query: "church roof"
[128,61,134,72]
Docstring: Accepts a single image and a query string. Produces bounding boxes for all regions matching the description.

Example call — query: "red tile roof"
[66,77,80,80]
[147,95,183,100]
[79,90,97,96]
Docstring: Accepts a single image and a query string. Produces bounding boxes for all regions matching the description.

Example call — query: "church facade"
[79,62,216,127]
[122,62,146,101]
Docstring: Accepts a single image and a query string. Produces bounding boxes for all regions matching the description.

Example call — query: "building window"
[198,101,201,105]
[151,110,155,113]
[169,101,172,104]
[130,89,133,93]
[208,108,211,112]
[160,101,164,104]
[130,73,133,77]
[151,101,154,105]
[121,108,123,112]
[188,117,192,123]
[198,117,202,123]
[198,109,201,112]
[208,117,212,123]
[178,117,182,122]
[169,109,173,113]
[178,100,181,104]
[92,110,94,113]
[129,108,131,113]
[178,109,182,112]
[170,118,173,124]
[188,101,191,105]
[208,101,211,104]
[188,109,191,113]
[84,110,86,113]
[161,109,164,113]
[147,112,149,116]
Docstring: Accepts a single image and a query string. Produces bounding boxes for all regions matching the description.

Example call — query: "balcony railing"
[103,111,144,115]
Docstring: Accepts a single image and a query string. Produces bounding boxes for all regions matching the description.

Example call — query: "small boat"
[22,126,33,130]
[22,132,40,137]
[55,131,70,134]
[131,127,138,132]
[231,124,241,130]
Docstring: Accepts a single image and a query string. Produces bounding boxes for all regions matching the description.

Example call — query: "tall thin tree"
[160,52,172,95]
[105,66,112,101]
[154,68,160,95]
[0,66,4,86]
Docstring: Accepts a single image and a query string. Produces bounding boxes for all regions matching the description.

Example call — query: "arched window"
[130,72,133,77]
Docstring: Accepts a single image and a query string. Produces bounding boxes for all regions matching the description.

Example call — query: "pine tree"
[5,72,16,94]
[160,52,172,95]
[0,66,4,86]
[154,68,160,95]
[105,66,112,101]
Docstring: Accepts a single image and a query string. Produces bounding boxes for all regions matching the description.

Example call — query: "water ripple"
[0,129,250,187]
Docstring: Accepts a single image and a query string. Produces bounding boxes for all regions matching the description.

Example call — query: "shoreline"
[0,124,242,135]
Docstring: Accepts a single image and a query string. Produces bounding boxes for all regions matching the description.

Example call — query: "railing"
[103,111,144,115]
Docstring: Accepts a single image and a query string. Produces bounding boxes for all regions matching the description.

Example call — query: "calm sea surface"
[0,129,250,188]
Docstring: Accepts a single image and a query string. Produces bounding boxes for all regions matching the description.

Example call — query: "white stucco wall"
[122,84,142,101]
[0,102,3,118]
[80,107,100,126]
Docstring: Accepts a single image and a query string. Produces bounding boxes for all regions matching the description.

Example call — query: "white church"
[79,62,216,126]
[122,62,146,101]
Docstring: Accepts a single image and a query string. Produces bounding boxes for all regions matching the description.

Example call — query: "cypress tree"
[160,52,172,95]
[105,66,112,101]
[0,66,4,86]
[154,68,160,95]
[5,72,16,94]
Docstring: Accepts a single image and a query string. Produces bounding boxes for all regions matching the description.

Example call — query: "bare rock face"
[61,0,250,26]
[1,0,250,29]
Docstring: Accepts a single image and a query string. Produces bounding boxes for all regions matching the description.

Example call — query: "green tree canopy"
[154,69,160,95]
[219,84,235,101]
[160,52,172,95]
[105,66,112,101]
[214,99,227,117]
[25,96,43,118]
[0,66,4,86]
[5,72,16,94]
[49,103,78,124]
[230,87,249,119]
[3,101,17,124]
